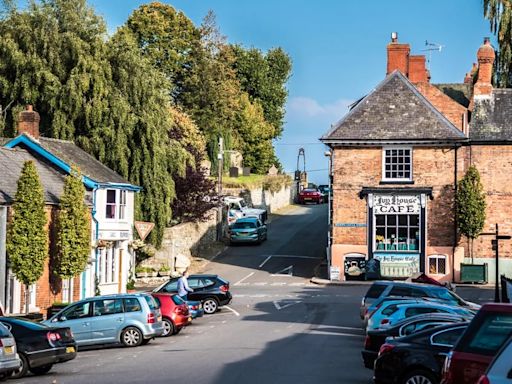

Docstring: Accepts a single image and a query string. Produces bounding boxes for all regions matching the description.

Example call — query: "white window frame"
[99,244,118,284]
[382,146,413,182]
[428,254,447,275]
[105,189,117,219]
[119,190,127,220]
[105,189,128,221]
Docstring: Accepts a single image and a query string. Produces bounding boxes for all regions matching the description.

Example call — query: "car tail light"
[380,318,389,325]
[378,343,395,356]
[477,375,490,384]
[174,306,187,315]
[364,335,372,349]
[220,284,229,292]
[147,313,156,324]
[0,339,4,347]
[47,331,61,344]
[190,305,199,310]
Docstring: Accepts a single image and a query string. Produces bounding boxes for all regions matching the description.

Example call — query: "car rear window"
[124,298,142,312]
[389,286,412,297]
[458,312,512,356]
[233,221,256,229]
[1,318,48,331]
[0,322,12,337]
[172,295,185,305]
[405,307,438,317]
[382,304,399,316]
[144,295,159,310]
[365,283,387,299]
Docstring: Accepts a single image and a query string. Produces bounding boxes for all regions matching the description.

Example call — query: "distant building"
[0,106,141,314]
[322,34,512,283]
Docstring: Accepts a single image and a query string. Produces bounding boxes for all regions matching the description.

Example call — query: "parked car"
[441,303,512,384]
[362,313,471,369]
[477,337,512,384]
[298,188,323,204]
[367,300,474,332]
[187,300,204,319]
[0,322,20,381]
[318,185,330,202]
[374,322,468,384]
[151,293,191,337]
[229,217,267,244]
[154,274,232,314]
[361,281,479,320]
[0,317,76,378]
[223,196,267,223]
[44,293,163,348]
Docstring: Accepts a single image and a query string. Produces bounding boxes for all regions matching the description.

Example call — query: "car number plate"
[157,315,162,321]
[3,346,13,355]
[304,197,311,200]
[66,346,75,353]
[188,317,192,322]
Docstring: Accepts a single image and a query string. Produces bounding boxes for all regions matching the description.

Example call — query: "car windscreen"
[458,312,512,356]
[2,318,49,331]
[428,288,464,305]
[365,283,387,299]
[233,221,256,229]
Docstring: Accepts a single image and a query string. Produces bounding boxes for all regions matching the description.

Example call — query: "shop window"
[375,214,419,251]
[383,147,412,181]
[99,244,118,284]
[429,255,447,274]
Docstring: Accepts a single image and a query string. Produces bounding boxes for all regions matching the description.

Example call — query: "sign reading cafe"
[373,195,420,214]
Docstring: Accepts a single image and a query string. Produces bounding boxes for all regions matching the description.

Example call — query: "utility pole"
[216,137,224,241]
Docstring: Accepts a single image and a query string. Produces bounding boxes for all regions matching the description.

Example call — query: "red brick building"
[322,35,512,283]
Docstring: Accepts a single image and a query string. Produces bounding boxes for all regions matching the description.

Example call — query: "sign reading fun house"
[374,195,420,214]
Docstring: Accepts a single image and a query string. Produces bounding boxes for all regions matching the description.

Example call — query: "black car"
[374,323,468,384]
[362,313,470,369]
[154,274,232,314]
[0,317,77,378]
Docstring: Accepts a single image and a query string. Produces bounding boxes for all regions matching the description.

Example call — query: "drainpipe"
[452,145,458,283]
[87,186,100,298]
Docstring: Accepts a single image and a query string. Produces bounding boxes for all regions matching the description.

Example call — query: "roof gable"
[322,71,467,143]
[3,135,140,191]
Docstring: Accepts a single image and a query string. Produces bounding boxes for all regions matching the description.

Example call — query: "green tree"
[55,168,91,294]
[484,0,512,87]
[456,165,487,261]
[6,161,48,314]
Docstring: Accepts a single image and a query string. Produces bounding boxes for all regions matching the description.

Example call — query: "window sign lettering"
[374,195,420,214]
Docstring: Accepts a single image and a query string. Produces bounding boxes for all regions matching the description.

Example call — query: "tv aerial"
[422,40,445,69]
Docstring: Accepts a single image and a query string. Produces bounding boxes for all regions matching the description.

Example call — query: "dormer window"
[383,147,412,181]
[105,190,127,220]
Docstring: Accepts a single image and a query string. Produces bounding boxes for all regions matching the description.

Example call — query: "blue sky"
[89,0,491,184]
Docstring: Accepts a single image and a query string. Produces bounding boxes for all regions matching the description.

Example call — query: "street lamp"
[324,150,333,280]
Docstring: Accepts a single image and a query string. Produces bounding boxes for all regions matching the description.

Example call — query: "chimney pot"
[17,105,40,139]
[473,37,495,98]
[391,32,398,43]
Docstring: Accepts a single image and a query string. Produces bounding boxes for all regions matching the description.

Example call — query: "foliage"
[230,44,292,137]
[262,175,292,193]
[223,174,291,192]
[6,161,48,313]
[55,168,91,279]
[456,166,487,258]
[484,0,512,87]
[135,244,157,265]
[126,279,135,290]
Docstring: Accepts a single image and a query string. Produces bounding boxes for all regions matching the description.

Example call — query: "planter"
[150,272,158,278]
[158,271,170,277]
[126,289,137,293]
[135,272,148,278]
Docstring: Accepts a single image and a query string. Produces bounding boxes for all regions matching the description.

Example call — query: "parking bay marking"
[224,305,240,317]
[273,300,301,310]
[234,272,255,286]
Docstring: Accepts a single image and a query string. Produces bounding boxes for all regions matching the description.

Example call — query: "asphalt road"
[18,203,495,384]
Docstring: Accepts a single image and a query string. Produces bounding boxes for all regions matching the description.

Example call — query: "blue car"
[187,300,204,319]
[229,217,267,244]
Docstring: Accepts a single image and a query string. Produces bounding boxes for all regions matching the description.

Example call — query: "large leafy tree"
[6,161,48,314]
[456,166,487,261]
[55,168,91,284]
[484,0,512,87]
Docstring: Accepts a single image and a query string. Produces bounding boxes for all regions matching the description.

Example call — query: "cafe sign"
[374,194,420,214]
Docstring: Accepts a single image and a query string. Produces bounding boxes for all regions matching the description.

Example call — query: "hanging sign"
[374,195,420,214]
[134,221,155,241]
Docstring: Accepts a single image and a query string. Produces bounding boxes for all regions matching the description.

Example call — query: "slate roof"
[0,147,66,205]
[37,137,130,184]
[470,89,512,141]
[434,83,471,108]
[321,71,467,143]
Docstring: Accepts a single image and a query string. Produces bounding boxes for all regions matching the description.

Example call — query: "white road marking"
[272,265,293,276]
[259,255,272,268]
[289,282,306,286]
[253,282,268,286]
[309,330,363,337]
[273,300,301,310]
[234,272,255,286]
[224,305,240,316]
[271,282,287,286]
[271,254,320,260]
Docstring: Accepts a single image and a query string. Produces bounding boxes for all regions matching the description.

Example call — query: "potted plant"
[126,279,136,293]
[47,301,70,319]
[158,265,171,277]
[135,266,148,278]
[149,267,158,278]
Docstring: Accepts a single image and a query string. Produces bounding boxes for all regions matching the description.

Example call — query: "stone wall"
[225,183,294,213]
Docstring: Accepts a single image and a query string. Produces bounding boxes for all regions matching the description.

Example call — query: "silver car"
[0,322,20,380]
[44,293,163,348]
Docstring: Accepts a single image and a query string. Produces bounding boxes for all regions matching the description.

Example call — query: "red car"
[152,293,192,337]
[441,303,512,384]
[298,189,323,204]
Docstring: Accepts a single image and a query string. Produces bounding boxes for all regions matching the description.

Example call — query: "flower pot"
[150,272,158,278]
[158,271,170,277]
[136,272,148,278]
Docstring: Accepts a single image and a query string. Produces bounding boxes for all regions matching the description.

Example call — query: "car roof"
[189,274,219,278]
[479,303,512,313]
[373,280,444,289]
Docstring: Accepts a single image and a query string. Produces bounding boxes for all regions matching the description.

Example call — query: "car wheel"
[173,326,182,335]
[401,370,436,384]
[141,338,151,345]
[12,353,29,379]
[202,298,219,314]
[29,364,53,375]
[121,326,143,347]
[161,318,175,337]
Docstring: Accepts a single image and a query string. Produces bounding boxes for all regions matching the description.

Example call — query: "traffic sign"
[134,221,155,241]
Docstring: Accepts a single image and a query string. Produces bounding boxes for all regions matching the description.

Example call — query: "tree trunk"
[25,284,30,314]
[470,237,474,264]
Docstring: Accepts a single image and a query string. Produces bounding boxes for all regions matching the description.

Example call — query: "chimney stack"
[387,32,410,76]
[17,105,40,139]
[473,37,495,97]
[409,55,430,83]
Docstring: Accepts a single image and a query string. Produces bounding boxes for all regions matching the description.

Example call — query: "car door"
[430,326,467,368]
[90,299,124,343]
[55,301,93,345]
[187,277,204,301]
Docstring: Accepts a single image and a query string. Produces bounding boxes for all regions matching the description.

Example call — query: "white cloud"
[287,97,353,120]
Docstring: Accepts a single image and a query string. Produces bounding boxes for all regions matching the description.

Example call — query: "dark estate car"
[0,317,77,378]
[374,322,468,384]
[154,274,232,314]
[362,313,471,369]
